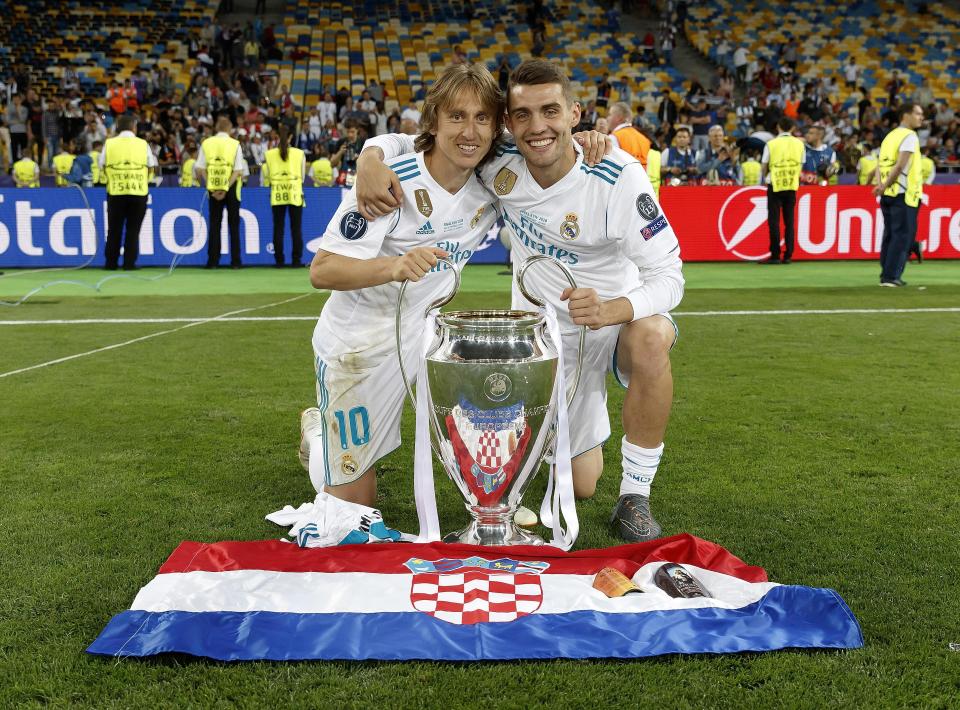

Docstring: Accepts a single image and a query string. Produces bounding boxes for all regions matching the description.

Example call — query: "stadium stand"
[0,0,217,98]
[264,1,688,110]
[1,0,958,186]
[686,0,960,106]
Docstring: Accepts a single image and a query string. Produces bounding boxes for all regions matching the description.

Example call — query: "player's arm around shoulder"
[354,135,417,219]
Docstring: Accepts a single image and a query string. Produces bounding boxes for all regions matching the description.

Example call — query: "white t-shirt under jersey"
[313,150,498,364]
[365,134,684,333]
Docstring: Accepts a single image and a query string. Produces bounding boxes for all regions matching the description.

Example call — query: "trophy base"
[444,520,545,546]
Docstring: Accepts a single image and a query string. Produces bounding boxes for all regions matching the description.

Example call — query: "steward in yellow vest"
[741,158,761,186]
[88,142,104,185]
[760,118,805,264]
[264,127,306,266]
[265,146,305,206]
[180,156,197,187]
[921,154,935,185]
[646,148,661,197]
[13,157,40,187]
[857,152,878,186]
[102,114,154,270]
[53,146,76,187]
[874,103,926,285]
[310,156,334,187]
[197,117,244,268]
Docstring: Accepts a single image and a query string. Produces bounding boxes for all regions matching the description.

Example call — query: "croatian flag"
[88,534,862,661]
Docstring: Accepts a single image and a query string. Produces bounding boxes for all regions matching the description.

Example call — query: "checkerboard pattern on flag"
[410,570,543,624]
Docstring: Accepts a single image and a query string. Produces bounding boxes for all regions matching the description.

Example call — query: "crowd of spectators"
[1,0,958,188]
[0,17,424,187]
[587,15,960,186]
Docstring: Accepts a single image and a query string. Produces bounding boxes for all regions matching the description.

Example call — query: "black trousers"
[766,187,797,261]
[10,132,28,161]
[207,188,242,267]
[272,203,303,265]
[105,194,148,269]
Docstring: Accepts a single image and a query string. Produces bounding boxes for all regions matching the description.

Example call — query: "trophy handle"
[516,255,584,406]
[396,255,460,409]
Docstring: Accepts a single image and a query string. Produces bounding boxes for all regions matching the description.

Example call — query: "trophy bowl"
[397,256,583,547]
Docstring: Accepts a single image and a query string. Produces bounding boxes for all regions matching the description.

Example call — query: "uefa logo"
[717,187,774,261]
[483,373,512,402]
[339,211,368,241]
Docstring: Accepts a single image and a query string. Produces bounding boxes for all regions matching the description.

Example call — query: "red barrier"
[659,185,960,261]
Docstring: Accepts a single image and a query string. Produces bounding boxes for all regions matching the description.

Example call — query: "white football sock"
[619,437,664,498]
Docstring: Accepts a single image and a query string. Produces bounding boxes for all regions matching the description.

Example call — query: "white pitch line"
[2,306,960,326]
[0,294,312,380]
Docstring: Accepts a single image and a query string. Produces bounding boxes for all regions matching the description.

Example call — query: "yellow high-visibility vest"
[103,134,150,196]
[767,134,804,192]
[53,153,75,187]
[741,159,762,186]
[879,126,922,207]
[180,158,197,187]
[311,158,333,187]
[265,147,305,206]
[646,149,661,197]
[201,134,240,193]
[857,155,878,185]
[88,151,102,184]
[921,156,935,185]
[13,158,39,187]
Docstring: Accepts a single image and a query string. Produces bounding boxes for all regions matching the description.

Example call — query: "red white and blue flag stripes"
[87,534,863,661]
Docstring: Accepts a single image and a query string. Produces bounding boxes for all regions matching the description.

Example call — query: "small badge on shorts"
[339,211,368,240]
[635,193,659,221]
[415,189,433,218]
[340,453,359,477]
[494,168,518,196]
[484,372,512,402]
[559,212,580,241]
[470,205,486,228]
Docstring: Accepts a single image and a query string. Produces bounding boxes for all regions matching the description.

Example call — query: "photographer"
[660,126,699,184]
[696,125,742,185]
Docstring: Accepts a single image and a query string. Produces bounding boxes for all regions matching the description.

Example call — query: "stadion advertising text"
[1,185,959,267]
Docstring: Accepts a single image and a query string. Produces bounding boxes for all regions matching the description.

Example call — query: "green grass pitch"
[1,261,958,707]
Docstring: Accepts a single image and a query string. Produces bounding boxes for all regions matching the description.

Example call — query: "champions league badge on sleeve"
[636,193,660,221]
[339,211,368,240]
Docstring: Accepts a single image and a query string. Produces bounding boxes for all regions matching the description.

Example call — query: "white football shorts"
[313,348,414,487]
[560,313,678,457]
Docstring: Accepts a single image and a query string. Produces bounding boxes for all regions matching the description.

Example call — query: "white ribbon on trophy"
[412,309,442,543]
[538,304,578,550]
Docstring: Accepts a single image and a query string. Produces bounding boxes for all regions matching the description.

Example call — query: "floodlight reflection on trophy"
[397,255,583,548]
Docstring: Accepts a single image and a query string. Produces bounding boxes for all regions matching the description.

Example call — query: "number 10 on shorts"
[333,406,370,449]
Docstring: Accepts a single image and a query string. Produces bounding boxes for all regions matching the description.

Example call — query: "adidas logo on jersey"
[416,220,435,235]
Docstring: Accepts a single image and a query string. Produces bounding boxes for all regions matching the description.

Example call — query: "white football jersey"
[482,142,683,332]
[365,134,684,333]
[313,150,498,364]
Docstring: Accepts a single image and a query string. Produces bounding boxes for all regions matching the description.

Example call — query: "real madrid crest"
[494,168,518,196]
[340,453,359,477]
[559,212,580,241]
[415,189,433,218]
[470,205,486,229]
[483,372,512,402]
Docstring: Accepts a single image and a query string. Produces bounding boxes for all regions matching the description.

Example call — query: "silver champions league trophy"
[396,255,584,546]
